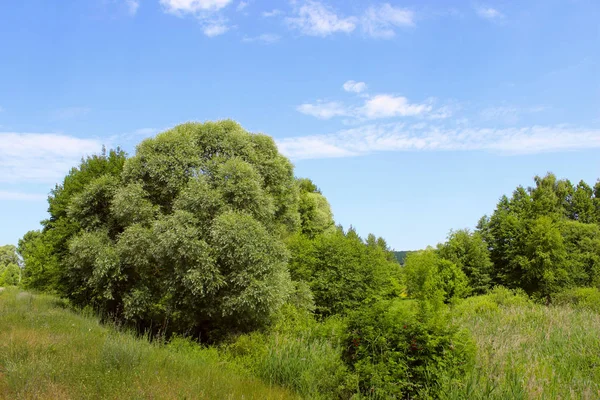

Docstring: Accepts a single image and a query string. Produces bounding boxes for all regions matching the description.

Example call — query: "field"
[2,285,600,399]
[443,291,600,399]
[0,287,297,400]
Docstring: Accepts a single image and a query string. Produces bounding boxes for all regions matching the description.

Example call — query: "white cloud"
[125,0,139,15]
[236,1,248,11]
[361,95,432,118]
[277,124,600,160]
[160,0,233,14]
[203,20,229,36]
[51,107,91,120]
[0,191,47,201]
[298,90,431,120]
[343,80,367,93]
[262,9,282,18]
[242,33,281,43]
[0,133,102,183]
[297,101,350,119]
[160,0,233,36]
[476,6,503,20]
[362,3,414,38]
[286,1,356,37]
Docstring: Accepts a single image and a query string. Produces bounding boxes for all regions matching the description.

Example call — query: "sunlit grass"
[0,287,297,400]
[442,291,600,399]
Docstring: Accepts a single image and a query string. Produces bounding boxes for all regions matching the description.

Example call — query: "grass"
[0,287,298,400]
[442,289,600,399]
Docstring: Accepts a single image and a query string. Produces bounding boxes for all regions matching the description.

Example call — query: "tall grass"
[225,306,355,399]
[0,287,297,399]
[442,288,600,399]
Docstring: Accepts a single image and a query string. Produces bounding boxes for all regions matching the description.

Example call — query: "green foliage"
[344,300,475,399]
[287,227,402,317]
[552,287,600,313]
[484,173,600,297]
[18,148,128,294]
[404,249,470,308]
[0,244,19,266]
[227,305,353,399]
[18,231,59,291]
[438,229,492,294]
[25,121,302,341]
[0,245,21,286]
[297,178,334,237]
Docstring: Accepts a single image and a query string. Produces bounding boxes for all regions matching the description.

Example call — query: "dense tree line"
[407,173,600,302]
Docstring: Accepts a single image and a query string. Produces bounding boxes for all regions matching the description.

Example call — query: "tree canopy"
[21,121,308,340]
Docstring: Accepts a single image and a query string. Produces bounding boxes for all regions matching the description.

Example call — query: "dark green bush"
[343,299,475,399]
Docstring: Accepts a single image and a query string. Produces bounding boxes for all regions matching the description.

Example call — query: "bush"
[553,287,600,312]
[404,249,470,308]
[343,300,475,399]
[452,287,531,319]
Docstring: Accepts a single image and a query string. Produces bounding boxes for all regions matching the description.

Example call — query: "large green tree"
[287,227,401,317]
[22,121,303,340]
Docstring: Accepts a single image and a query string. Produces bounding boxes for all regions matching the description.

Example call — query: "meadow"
[0,287,297,400]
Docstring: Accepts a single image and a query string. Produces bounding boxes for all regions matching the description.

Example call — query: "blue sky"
[1,0,599,250]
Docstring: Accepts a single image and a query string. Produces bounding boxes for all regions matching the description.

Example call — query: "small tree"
[438,229,492,294]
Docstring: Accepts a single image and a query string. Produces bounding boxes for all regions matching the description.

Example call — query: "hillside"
[0,287,296,400]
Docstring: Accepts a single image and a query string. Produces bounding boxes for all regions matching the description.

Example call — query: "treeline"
[424,173,600,302]
[12,120,600,398]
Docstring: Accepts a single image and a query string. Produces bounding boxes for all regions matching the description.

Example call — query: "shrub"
[404,249,470,308]
[343,300,475,399]
[553,287,600,312]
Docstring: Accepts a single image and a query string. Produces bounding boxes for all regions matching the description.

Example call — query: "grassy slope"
[444,295,600,400]
[0,287,297,400]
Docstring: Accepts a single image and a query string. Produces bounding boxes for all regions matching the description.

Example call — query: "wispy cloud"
[286,1,356,37]
[236,1,248,11]
[297,101,350,119]
[343,80,367,93]
[480,105,545,123]
[160,0,233,36]
[125,0,139,15]
[51,107,91,120]
[277,124,600,160]
[362,3,414,38]
[262,9,282,18]
[160,0,233,14]
[0,191,47,201]
[0,132,102,183]
[242,33,280,43]
[476,6,504,20]
[203,19,229,36]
